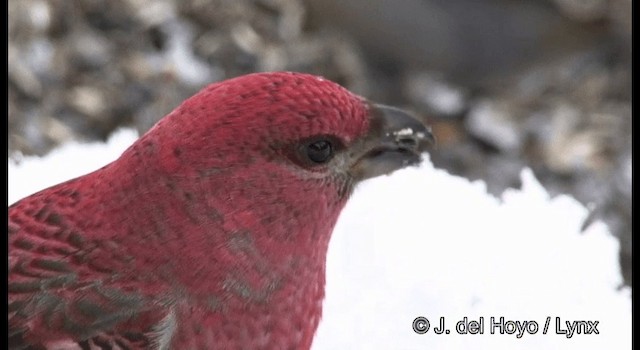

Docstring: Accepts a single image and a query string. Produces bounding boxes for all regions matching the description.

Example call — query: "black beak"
[350,104,435,181]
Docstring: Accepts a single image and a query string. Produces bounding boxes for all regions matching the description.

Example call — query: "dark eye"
[306,140,334,163]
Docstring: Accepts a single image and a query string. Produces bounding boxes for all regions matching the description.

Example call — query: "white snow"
[8,129,139,205]
[315,162,631,349]
[8,129,631,349]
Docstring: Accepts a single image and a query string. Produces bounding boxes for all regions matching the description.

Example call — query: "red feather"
[9,72,371,349]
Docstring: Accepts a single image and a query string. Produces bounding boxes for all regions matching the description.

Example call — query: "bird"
[8,71,434,349]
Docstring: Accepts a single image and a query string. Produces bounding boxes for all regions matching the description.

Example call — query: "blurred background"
[8,0,631,286]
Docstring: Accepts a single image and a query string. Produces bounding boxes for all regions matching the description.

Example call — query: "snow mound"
[8,129,631,349]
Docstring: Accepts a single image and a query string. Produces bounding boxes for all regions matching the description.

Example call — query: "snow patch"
[7,129,631,349]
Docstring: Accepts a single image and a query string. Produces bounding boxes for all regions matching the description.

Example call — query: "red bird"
[8,72,433,349]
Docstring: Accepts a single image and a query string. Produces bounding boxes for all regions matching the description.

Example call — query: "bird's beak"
[349,104,435,181]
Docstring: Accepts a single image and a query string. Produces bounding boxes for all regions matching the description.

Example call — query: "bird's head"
[93,72,436,330]
[139,72,434,196]
[114,71,434,257]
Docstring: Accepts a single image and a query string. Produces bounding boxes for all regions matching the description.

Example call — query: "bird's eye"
[306,140,334,163]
